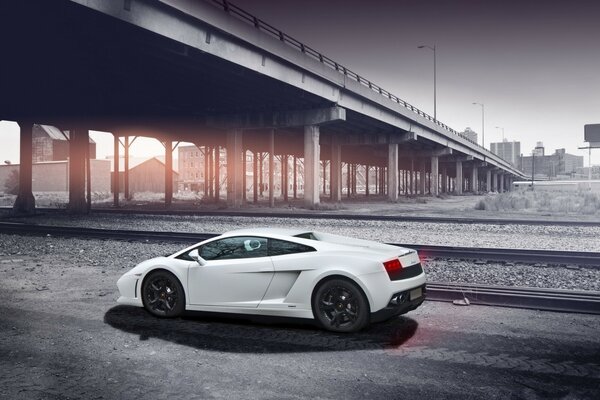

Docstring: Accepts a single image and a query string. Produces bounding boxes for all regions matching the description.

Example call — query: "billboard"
[584,124,600,143]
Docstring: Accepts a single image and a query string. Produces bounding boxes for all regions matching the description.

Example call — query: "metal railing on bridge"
[209,0,484,149]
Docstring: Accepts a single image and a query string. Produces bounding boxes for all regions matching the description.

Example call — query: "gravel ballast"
[10,213,600,252]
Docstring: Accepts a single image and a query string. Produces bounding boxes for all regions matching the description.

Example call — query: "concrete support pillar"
[303,125,320,207]
[472,165,479,194]
[499,173,504,193]
[124,136,130,201]
[492,172,498,192]
[441,166,447,193]
[253,151,258,203]
[165,140,173,206]
[430,156,439,196]
[269,130,275,207]
[243,150,248,202]
[260,153,265,198]
[388,143,399,201]
[409,158,414,195]
[208,147,214,199]
[455,161,463,195]
[365,166,370,196]
[282,154,288,202]
[227,129,243,207]
[113,134,119,207]
[419,162,426,195]
[214,146,220,201]
[346,163,351,198]
[293,156,297,199]
[68,128,89,213]
[486,170,492,192]
[13,121,35,214]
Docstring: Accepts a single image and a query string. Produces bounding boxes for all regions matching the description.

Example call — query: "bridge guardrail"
[209,0,523,176]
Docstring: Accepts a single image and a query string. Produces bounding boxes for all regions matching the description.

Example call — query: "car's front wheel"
[142,270,185,318]
[312,278,370,333]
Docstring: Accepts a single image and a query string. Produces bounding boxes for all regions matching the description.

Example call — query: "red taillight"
[383,258,402,274]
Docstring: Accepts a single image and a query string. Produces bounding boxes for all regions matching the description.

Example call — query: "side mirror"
[188,249,207,266]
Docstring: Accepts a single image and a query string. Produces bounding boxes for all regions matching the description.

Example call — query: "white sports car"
[117,228,426,332]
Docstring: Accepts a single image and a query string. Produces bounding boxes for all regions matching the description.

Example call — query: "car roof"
[219,227,312,238]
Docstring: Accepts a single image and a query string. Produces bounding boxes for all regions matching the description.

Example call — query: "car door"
[187,236,274,308]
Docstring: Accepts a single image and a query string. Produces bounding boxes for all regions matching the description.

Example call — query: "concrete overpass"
[1,0,526,213]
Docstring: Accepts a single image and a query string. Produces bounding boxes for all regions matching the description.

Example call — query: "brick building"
[32,124,96,162]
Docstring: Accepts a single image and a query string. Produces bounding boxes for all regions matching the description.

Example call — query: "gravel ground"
[1,233,598,292]
[10,212,600,252]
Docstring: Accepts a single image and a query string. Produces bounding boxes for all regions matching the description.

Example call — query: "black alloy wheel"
[142,271,185,318]
[313,279,370,333]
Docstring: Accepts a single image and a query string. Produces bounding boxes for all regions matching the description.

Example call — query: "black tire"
[312,278,370,333]
[142,270,185,318]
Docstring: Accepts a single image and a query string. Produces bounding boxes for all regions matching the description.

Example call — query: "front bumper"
[370,284,426,323]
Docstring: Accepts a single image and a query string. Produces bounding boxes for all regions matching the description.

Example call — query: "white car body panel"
[116,228,427,320]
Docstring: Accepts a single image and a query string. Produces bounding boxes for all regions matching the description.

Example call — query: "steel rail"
[3,208,599,227]
[426,282,600,315]
[1,222,599,266]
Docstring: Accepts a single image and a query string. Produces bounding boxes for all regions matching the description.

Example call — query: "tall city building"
[490,139,521,166]
[461,127,478,144]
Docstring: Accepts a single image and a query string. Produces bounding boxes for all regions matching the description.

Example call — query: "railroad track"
[1,221,599,266]
[426,282,600,315]
[1,221,599,315]
[3,207,599,226]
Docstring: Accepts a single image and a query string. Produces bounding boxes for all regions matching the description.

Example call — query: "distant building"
[519,147,584,179]
[532,141,545,156]
[576,165,600,180]
[461,127,478,144]
[0,160,110,193]
[490,140,521,166]
[32,124,96,162]
[179,145,207,192]
[110,156,179,194]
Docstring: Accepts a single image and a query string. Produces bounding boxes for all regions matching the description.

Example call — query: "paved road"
[0,238,599,399]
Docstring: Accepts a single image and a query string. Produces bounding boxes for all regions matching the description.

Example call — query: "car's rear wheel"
[312,279,370,333]
[142,270,185,318]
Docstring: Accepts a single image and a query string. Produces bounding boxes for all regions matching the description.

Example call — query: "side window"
[269,239,315,256]
[199,236,268,261]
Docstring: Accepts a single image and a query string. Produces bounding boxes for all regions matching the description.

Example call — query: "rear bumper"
[370,284,426,323]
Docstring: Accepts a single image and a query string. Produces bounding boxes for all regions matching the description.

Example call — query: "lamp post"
[473,102,485,148]
[495,126,505,141]
[417,44,436,120]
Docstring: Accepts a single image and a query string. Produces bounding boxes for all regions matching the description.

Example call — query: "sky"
[1,0,599,165]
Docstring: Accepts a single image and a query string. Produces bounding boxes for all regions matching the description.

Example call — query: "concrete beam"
[204,106,346,130]
[389,131,417,144]
[440,155,474,163]
[304,125,321,207]
[13,121,35,214]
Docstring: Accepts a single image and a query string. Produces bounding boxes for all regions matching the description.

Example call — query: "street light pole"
[473,102,485,148]
[418,44,436,120]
